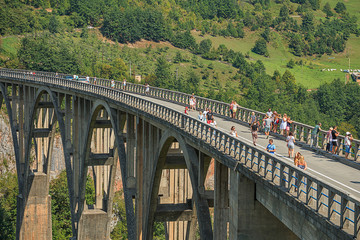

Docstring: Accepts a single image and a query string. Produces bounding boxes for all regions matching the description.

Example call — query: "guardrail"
[3,68,359,161]
[0,68,359,238]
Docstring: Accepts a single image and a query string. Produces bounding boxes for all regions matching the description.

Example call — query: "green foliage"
[101,7,170,43]
[0,171,18,240]
[334,2,346,14]
[110,192,128,239]
[251,39,268,56]
[48,15,60,33]
[323,2,334,18]
[287,59,295,68]
[199,39,212,54]
[155,56,172,88]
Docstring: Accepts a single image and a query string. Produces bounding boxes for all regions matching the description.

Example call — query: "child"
[185,107,189,115]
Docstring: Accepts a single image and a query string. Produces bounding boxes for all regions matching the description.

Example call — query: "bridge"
[0,68,360,240]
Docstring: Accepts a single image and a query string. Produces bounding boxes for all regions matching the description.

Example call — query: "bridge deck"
[132,92,360,198]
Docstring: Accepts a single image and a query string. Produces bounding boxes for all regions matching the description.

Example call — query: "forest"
[1,0,360,239]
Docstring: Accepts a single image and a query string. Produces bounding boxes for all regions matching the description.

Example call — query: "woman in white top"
[198,111,204,121]
[280,113,287,136]
[345,132,353,159]
[286,132,295,158]
[230,126,238,137]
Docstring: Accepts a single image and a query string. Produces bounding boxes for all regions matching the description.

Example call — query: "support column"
[136,117,144,239]
[229,171,297,239]
[19,173,52,240]
[126,114,136,189]
[214,160,228,239]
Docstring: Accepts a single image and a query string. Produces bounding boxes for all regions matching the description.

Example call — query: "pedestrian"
[185,107,189,115]
[123,78,127,90]
[263,115,272,139]
[198,111,204,121]
[232,101,240,119]
[86,75,90,83]
[189,96,196,111]
[94,76,97,85]
[210,117,217,128]
[331,126,339,154]
[230,126,238,137]
[296,155,307,170]
[230,101,234,118]
[207,109,213,124]
[251,120,260,146]
[286,132,295,158]
[344,132,353,159]
[280,113,287,136]
[294,152,302,165]
[273,112,279,133]
[191,93,197,111]
[266,108,273,118]
[286,116,293,136]
[111,79,115,88]
[145,83,150,94]
[56,72,58,78]
[266,139,276,154]
[310,123,322,148]
[249,112,256,128]
[326,127,333,152]
[202,108,208,120]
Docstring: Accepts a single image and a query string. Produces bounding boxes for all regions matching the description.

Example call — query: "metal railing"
[0,68,359,238]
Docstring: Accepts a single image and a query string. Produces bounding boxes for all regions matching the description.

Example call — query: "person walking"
[280,114,287,136]
[331,126,339,154]
[230,126,238,137]
[286,116,293,136]
[230,101,234,118]
[86,75,90,83]
[266,108,273,118]
[273,112,279,133]
[266,139,276,154]
[310,123,322,148]
[296,155,307,170]
[111,79,115,88]
[286,132,296,158]
[344,132,354,159]
[263,115,272,139]
[249,112,256,128]
[251,120,260,146]
[93,76,97,85]
[145,83,150,94]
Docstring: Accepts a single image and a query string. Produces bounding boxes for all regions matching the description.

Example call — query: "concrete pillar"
[126,114,136,188]
[77,209,108,240]
[136,117,144,239]
[19,173,52,240]
[214,160,229,239]
[229,171,298,240]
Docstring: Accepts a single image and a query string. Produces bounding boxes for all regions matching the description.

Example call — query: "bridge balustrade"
[1,68,360,238]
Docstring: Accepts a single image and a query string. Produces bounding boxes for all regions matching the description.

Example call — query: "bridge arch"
[78,100,135,239]
[145,129,213,239]
[21,86,76,237]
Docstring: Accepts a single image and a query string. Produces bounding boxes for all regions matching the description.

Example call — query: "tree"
[199,39,212,54]
[334,2,346,14]
[302,12,315,32]
[48,16,60,33]
[279,5,289,19]
[287,59,295,68]
[155,56,171,88]
[323,2,333,18]
[261,28,271,42]
[251,39,268,56]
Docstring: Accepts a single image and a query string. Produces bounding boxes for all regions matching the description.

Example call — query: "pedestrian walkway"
[131,92,360,197]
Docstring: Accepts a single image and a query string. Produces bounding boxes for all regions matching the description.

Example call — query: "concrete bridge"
[0,68,360,240]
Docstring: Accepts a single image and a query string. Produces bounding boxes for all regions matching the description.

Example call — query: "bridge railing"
[2,68,359,161]
[1,68,360,238]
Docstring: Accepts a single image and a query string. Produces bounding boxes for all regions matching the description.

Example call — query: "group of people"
[197,108,217,127]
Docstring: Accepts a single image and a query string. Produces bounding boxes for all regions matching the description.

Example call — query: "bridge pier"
[214,160,229,239]
[229,171,297,240]
[19,173,52,240]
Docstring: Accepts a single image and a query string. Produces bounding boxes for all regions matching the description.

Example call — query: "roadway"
[129,92,360,198]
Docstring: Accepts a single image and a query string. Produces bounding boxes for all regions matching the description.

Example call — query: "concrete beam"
[155,203,193,221]
[32,128,52,138]
[94,120,112,128]
[37,102,54,108]
[88,154,114,166]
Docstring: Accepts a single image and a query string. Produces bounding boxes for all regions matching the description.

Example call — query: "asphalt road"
[131,92,360,198]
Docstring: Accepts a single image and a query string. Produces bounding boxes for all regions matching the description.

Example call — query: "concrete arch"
[145,129,213,240]
[78,100,135,240]
[22,86,76,234]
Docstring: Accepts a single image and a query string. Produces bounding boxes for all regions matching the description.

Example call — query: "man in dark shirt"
[207,109,213,124]
[251,120,260,146]
[331,126,339,154]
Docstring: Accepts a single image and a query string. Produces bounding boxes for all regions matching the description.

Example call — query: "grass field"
[1,36,20,57]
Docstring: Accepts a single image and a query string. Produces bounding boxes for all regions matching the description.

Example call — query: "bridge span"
[0,68,359,240]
